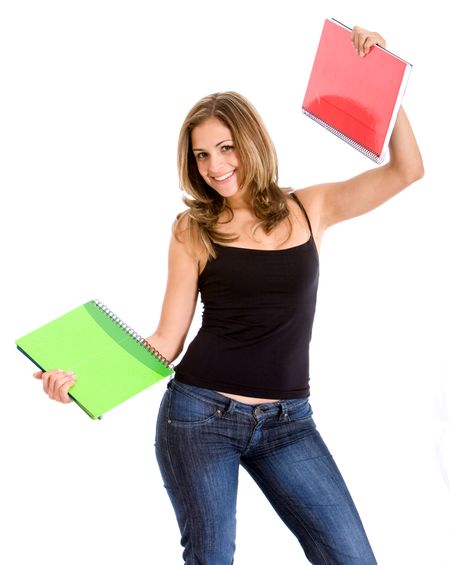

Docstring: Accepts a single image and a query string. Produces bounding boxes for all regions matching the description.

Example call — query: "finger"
[363,33,384,54]
[376,34,386,49]
[33,371,43,379]
[49,371,74,400]
[351,26,365,56]
[352,27,383,57]
[357,33,369,57]
[362,36,372,56]
[43,369,65,398]
[41,371,52,394]
[42,370,57,397]
[54,376,77,403]
[48,373,74,401]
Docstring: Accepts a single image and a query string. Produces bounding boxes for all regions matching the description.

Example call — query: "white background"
[1,0,449,563]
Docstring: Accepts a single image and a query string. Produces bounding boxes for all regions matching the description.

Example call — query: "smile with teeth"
[212,170,235,182]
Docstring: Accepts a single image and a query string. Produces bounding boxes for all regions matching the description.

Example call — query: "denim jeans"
[155,379,377,565]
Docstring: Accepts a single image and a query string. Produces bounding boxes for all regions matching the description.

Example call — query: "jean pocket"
[167,386,222,428]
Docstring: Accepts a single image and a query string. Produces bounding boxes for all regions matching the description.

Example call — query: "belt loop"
[279,401,289,421]
[225,398,236,416]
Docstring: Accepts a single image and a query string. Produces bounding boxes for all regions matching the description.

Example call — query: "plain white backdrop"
[1,1,449,563]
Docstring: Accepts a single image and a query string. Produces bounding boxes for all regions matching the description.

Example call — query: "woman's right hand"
[33,370,77,404]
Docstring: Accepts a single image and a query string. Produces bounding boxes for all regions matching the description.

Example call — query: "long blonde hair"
[175,91,291,261]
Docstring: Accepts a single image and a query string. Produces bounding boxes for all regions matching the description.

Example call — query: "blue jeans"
[155,379,377,564]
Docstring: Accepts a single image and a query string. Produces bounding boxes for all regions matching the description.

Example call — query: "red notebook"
[302,18,412,163]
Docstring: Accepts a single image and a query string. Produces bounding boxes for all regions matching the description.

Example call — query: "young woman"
[34,27,423,564]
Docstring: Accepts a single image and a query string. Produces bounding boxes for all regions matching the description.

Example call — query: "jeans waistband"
[169,378,309,419]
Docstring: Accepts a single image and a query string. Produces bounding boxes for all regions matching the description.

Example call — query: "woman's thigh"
[155,380,241,564]
[241,401,377,564]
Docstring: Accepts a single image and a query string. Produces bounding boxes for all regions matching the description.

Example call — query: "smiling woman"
[176,91,291,252]
[34,26,424,565]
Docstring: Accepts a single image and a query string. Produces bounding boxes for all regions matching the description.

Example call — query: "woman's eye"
[221,145,234,152]
[196,152,207,160]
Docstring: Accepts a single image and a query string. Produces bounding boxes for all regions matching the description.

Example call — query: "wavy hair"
[175,91,291,261]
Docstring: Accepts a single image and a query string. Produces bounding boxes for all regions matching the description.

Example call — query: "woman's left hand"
[351,26,386,57]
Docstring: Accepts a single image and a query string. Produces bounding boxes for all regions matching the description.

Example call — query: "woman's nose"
[208,152,225,174]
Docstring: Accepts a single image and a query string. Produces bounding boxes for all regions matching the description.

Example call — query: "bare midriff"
[216,391,280,405]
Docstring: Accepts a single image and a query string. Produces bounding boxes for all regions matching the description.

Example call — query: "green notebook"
[16,300,173,419]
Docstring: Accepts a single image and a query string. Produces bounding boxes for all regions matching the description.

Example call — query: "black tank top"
[175,193,319,399]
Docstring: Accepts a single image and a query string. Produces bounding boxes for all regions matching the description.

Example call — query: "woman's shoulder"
[172,210,209,270]
[290,185,331,243]
[171,210,195,250]
[172,209,190,235]
[291,186,322,216]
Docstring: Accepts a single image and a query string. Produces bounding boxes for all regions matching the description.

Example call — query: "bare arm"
[297,28,424,238]
[145,225,199,363]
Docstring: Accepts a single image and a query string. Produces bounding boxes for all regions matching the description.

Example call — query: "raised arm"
[297,28,424,237]
[145,220,199,363]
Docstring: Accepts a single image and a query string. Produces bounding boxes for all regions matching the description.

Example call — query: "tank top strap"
[290,192,313,237]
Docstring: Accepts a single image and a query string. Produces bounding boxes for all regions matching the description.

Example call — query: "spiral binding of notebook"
[93,299,173,370]
[302,109,384,164]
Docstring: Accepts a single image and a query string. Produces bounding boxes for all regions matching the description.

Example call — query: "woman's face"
[191,116,241,198]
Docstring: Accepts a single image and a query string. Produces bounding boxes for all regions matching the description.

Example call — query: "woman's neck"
[225,188,251,211]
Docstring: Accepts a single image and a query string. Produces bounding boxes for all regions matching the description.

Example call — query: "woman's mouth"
[212,170,235,183]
